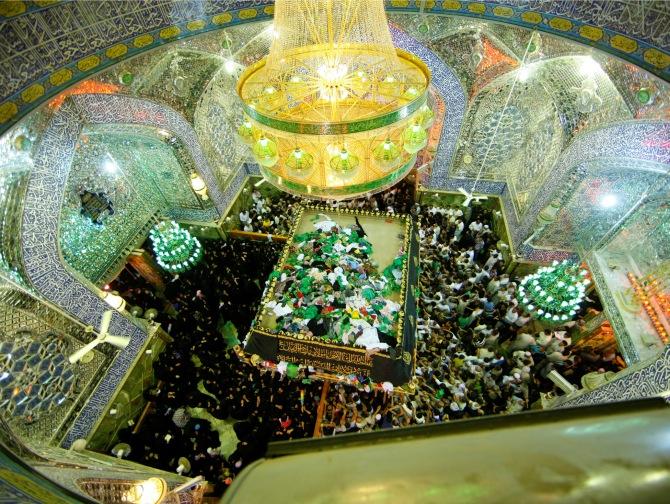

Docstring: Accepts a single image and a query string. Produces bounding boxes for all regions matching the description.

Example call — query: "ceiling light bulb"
[580,56,601,75]
[224,60,236,74]
[600,194,617,208]
[518,65,531,82]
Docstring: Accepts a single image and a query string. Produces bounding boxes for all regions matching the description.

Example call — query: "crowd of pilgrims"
[114,238,324,494]
[237,184,414,235]
[112,180,621,495]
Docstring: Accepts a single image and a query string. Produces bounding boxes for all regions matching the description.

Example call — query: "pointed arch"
[20,94,232,447]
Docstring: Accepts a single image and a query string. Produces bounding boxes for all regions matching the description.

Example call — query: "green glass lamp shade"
[418,104,434,128]
[403,123,428,154]
[285,147,314,173]
[238,119,256,145]
[373,139,402,169]
[330,148,360,173]
[253,137,279,167]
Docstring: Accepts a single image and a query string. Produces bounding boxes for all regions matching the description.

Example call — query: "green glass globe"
[402,86,420,100]
[238,119,256,145]
[418,104,434,128]
[118,70,134,86]
[636,87,652,105]
[373,138,402,170]
[252,137,279,167]
[285,147,314,174]
[330,148,360,173]
[403,123,427,154]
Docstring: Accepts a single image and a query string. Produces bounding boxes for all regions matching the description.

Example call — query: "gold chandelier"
[236,0,433,200]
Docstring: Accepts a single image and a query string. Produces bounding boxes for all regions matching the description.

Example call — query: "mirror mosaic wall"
[61,125,207,284]
[0,6,667,496]
[1,14,667,270]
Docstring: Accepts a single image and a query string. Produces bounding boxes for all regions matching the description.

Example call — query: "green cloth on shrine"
[265,217,406,346]
[362,288,376,301]
[286,363,299,378]
[300,277,313,292]
[291,305,319,321]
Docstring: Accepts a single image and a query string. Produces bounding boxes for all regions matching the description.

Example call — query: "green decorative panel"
[60,125,205,284]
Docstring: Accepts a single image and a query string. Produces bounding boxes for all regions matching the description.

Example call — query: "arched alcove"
[512,121,670,250]
[20,93,230,446]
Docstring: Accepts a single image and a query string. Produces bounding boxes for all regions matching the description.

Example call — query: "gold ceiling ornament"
[236,0,432,200]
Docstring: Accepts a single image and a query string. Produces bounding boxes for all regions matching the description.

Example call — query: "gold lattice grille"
[0,280,110,445]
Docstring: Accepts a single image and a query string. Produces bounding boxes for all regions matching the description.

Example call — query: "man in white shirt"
[504,307,519,325]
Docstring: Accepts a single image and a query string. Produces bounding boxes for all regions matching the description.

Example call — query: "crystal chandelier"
[236,0,432,200]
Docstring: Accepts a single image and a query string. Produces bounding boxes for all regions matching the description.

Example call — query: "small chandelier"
[236,0,432,200]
